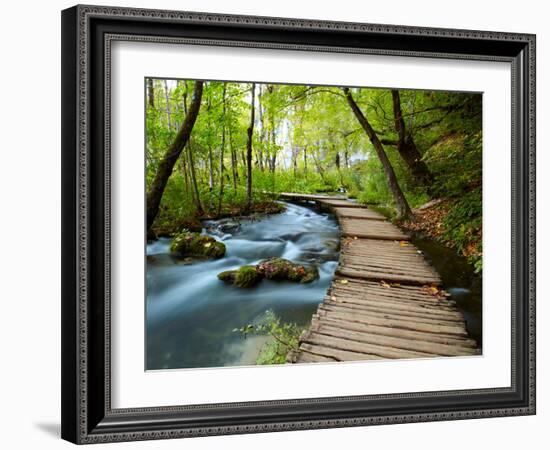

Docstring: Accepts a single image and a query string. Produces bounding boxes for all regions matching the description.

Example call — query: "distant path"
[277,193,478,362]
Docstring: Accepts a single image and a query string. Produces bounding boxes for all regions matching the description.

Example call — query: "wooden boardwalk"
[278,193,479,363]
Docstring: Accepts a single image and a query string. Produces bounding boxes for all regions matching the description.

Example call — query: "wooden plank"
[319,303,465,327]
[319,199,365,208]
[279,192,345,201]
[329,287,456,308]
[324,298,464,322]
[332,277,447,297]
[311,322,478,357]
[318,308,469,337]
[298,343,385,361]
[330,282,453,305]
[337,267,441,285]
[340,257,439,278]
[313,315,478,348]
[333,207,385,221]
[287,350,336,363]
[302,331,433,359]
[340,219,409,240]
[326,294,461,317]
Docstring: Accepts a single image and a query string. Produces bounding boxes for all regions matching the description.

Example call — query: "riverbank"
[149,200,285,240]
[397,197,482,273]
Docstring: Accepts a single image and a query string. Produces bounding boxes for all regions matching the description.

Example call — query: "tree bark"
[257,84,265,171]
[147,78,155,109]
[187,140,202,213]
[217,84,227,216]
[163,80,172,130]
[391,90,434,188]
[246,83,256,211]
[208,146,214,192]
[343,88,412,219]
[146,81,204,232]
[229,127,238,190]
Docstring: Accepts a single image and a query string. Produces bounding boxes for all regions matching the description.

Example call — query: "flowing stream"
[146,202,340,370]
[146,201,482,371]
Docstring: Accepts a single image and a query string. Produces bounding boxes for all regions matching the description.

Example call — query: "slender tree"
[343,87,412,219]
[246,83,256,210]
[229,127,238,190]
[147,78,155,109]
[187,140,203,214]
[217,84,227,216]
[163,80,172,130]
[146,81,204,232]
[391,90,433,188]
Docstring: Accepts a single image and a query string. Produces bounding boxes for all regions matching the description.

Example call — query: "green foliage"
[233,310,301,365]
[146,78,482,270]
[440,188,482,270]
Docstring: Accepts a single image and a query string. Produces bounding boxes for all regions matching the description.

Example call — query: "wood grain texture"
[278,194,478,363]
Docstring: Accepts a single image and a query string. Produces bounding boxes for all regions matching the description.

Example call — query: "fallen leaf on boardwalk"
[391,283,401,287]
[353,236,358,240]
[339,279,349,284]
[380,280,391,289]
[420,284,450,299]
[399,241,409,247]
[330,296,337,301]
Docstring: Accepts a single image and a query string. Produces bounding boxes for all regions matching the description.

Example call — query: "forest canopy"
[145,78,482,269]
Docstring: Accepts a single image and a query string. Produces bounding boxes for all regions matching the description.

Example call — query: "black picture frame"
[61,4,536,444]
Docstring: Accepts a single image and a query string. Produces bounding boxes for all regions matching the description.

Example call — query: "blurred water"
[146,202,340,370]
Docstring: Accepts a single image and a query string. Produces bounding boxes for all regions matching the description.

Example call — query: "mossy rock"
[234,266,261,288]
[170,232,225,259]
[217,270,237,283]
[257,257,318,283]
[217,266,261,288]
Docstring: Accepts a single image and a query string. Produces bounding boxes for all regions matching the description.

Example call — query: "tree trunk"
[146,81,204,232]
[304,145,308,175]
[217,84,227,216]
[229,127,238,190]
[343,88,412,220]
[163,80,172,130]
[208,146,214,192]
[187,141,202,213]
[257,84,265,171]
[391,90,434,188]
[181,157,189,194]
[147,78,155,109]
[246,83,256,211]
[269,117,276,173]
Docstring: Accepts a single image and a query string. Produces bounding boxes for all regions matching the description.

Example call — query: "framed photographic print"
[61,4,536,444]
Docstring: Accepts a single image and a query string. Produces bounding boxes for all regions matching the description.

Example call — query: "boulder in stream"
[217,266,262,288]
[218,257,318,288]
[170,231,226,259]
[258,257,319,283]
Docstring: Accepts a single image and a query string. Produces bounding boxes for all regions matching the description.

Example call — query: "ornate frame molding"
[61,4,536,444]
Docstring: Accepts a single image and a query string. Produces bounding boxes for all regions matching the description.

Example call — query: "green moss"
[234,266,261,288]
[218,258,317,289]
[217,270,237,283]
[257,258,318,283]
[170,231,226,259]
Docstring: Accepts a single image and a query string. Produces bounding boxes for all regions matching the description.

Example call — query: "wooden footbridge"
[278,193,479,363]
